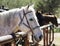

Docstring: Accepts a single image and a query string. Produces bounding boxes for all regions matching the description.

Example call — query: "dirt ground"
[39,33,60,46]
[53,33,60,46]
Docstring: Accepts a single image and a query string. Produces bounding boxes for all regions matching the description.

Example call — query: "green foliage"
[0,0,60,17]
[54,28,60,33]
[35,0,60,14]
[0,0,34,9]
[0,0,2,5]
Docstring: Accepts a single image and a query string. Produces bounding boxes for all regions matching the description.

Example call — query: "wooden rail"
[40,23,52,29]
[0,32,30,46]
[40,23,54,46]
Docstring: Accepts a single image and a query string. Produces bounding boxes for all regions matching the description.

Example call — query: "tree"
[0,0,34,9]
[35,0,60,15]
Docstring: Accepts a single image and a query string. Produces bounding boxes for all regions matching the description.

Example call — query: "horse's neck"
[0,9,21,36]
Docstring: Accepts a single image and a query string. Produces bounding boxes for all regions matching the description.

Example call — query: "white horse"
[0,5,42,42]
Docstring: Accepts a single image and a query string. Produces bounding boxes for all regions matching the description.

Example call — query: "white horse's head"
[0,5,42,42]
[18,5,42,42]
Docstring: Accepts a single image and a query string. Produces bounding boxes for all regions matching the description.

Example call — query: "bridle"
[18,9,40,34]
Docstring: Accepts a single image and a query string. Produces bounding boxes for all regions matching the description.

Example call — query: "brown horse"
[36,11,58,27]
[35,11,58,46]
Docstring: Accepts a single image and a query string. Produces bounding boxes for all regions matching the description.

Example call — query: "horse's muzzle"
[34,34,43,42]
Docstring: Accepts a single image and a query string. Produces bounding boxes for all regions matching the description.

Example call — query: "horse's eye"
[29,18,33,21]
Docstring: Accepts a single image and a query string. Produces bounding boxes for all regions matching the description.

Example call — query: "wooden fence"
[40,23,54,46]
[0,23,54,46]
[0,32,30,46]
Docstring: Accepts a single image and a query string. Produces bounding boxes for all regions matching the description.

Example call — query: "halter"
[18,9,40,34]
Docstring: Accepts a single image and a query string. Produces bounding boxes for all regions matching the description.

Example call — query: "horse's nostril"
[56,24,58,27]
[39,35,43,41]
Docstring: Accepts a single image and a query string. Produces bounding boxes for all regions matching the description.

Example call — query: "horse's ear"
[27,4,34,10]
[27,5,29,10]
[28,5,29,8]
